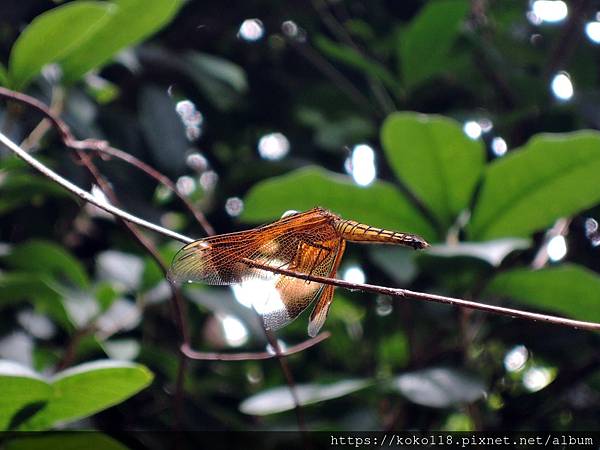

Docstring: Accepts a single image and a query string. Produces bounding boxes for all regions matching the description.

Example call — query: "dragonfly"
[168,207,429,337]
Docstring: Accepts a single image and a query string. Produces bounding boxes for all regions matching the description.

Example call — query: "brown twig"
[0,87,322,433]
[181,331,330,360]
[0,86,215,237]
[3,130,600,332]
[3,130,600,333]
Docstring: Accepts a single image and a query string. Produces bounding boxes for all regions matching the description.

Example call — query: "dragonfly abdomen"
[335,219,429,249]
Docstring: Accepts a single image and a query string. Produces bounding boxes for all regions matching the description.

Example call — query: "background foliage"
[1,0,600,438]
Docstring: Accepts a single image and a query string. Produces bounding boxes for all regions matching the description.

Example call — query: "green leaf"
[8,2,113,89]
[0,63,8,86]
[0,171,70,215]
[469,131,600,240]
[381,112,485,228]
[21,360,153,430]
[184,52,248,111]
[399,0,469,90]
[0,273,72,330]
[0,361,52,431]
[3,240,89,289]
[378,331,410,369]
[484,264,600,323]
[241,166,437,242]
[390,367,485,408]
[138,84,188,174]
[5,433,130,450]
[239,379,371,415]
[61,0,183,83]
[314,35,402,94]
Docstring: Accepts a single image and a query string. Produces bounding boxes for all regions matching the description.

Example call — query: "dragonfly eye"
[281,209,299,219]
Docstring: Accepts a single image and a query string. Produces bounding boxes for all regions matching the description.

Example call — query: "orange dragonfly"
[168,207,429,337]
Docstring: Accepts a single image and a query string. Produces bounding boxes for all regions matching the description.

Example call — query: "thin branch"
[240,259,600,333]
[0,85,215,237]
[0,131,193,244]
[81,145,215,236]
[181,332,330,360]
[2,131,600,333]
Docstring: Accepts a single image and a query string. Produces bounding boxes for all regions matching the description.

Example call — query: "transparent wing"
[168,210,337,286]
[260,238,342,332]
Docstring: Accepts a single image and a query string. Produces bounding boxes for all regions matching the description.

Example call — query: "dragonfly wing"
[307,284,334,337]
[307,239,345,336]
[168,231,274,285]
[169,216,339,286]
[259,238,342,332]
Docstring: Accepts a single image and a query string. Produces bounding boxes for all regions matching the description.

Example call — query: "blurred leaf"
[61,289,99,328]
[3,241,89,289]
[0,332,34,368]
[0,273,72,330]
[8,2,113,89]
[390,367,485,408]
[241,166,437,241]
[314,35,401,94]
[61,0,183,83]
[0,63,8,86]
[378,331,410,369]
[427,238,530,267]
[442,412,475,431]
[369,247,418,285]
[5,433,130,450]
[399,0,469,89]
[239,379,371,415]
[296,108,375,150]
[469,131,600,240]
[0,273,60,307]
[21,360,153,430]
[184,52,248,111]
[96,250,144,291]
[95,299,141,338]
[138,84,188,174]
[0,360,51,431]
[381,112,485,228]
[485,264,600,322]
[0,172,70,215]
[101,339,140,361]
[94,282,120,311]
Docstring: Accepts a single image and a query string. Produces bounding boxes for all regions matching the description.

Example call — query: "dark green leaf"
[0,63,8,86]
[184,52,248,111]
[21,360,153,430]
[469,131,600,240]
[0,173,70,215]
[0,273,72,330]
[241,166,437,241]
[314,35,402,94]
[381,112,484,229]
[138,85,188,174]
[239,379,371,415]
[378,332,410,369]
[61,0,184,83]
[8,2,112,89]
[399,0,469,90]
[484,264,600,322]
[3,240,89,289]
[390,367,485,408]
[0,361,52,431]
